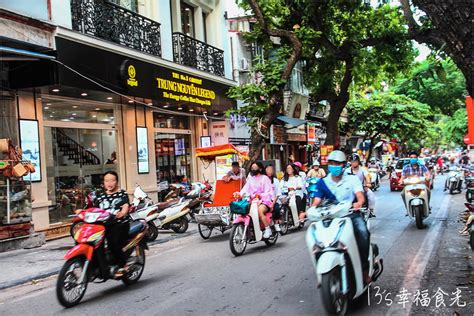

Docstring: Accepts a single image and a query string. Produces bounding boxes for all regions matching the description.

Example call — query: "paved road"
[0,176,471,315]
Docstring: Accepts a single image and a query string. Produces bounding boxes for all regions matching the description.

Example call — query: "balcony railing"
[71,0,161,57]
[172,32,224,77]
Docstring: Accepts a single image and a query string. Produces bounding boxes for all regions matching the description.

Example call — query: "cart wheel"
[198,224,213,239]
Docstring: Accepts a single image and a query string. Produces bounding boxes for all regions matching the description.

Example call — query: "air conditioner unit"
[240,58,249,71]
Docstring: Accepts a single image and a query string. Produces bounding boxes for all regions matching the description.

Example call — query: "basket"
[0,139,9,153]
[230,200,249,215]
[12,163,28,177]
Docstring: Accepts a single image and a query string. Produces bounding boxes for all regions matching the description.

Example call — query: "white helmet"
[327,150,346,163]
[312,160,320,167]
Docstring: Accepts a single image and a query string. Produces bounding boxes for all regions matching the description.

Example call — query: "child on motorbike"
[95,171,130,277]
[239,162,274,238]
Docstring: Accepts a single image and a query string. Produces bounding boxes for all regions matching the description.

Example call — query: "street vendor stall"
[194,144,248,239]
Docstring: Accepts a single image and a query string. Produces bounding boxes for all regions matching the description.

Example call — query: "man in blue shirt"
[311,150,370,282]
[400,151,431,209]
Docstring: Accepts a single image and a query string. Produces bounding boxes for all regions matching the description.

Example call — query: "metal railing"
[71,0,161,57]
[172,32,225,77]
[55,129,100,166]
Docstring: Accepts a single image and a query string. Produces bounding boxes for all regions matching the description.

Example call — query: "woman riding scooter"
[280,164,306,227]
[239,162,274,239]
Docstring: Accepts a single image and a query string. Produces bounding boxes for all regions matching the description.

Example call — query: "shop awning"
[196,144,249,161]
[0,46,55,61]
[276,116,307,128]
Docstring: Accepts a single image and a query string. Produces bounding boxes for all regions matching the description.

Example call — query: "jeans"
[106,221,129,267]
[349,213,370,272]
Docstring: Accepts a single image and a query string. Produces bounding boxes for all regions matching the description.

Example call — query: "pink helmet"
[294,162,302,168]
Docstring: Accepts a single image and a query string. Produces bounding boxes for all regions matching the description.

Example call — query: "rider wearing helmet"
[345,154,376,217]
[307,160,326,179]
[310,151,371,282]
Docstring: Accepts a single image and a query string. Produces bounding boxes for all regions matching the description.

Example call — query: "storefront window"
[45,127,119,223]
[42,98,116,124]
[181,2,195,37]
[154,113,189,129]
[155,133,192,186]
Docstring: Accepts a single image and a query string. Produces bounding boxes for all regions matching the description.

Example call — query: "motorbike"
[403,177,430,229]
[278,188,304,235]
[229,195,278,256]
[368,168,380,191]
[464,203,474,251]
[164,182,213,220]
[128,186,161,241]
[446,167,464,194]
[305,202,383,315]
[465,166,474,203]
[57,208,148,308]
[307,177,320,204]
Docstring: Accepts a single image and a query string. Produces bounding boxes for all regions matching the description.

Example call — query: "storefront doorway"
[155,133,192,184]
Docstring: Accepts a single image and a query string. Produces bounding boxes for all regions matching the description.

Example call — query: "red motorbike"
[57,207,148,308]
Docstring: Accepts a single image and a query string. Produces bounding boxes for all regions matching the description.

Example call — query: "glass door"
[155,133,192,184]
[45,127,118,223]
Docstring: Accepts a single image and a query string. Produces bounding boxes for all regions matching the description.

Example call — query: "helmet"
[312,160,320,167]
[327,150,346,163]
[294,162,302,168]
[349,153,360,162]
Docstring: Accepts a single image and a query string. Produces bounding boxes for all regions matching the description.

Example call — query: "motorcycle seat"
[156,199,179,210]
[128,220,146,236]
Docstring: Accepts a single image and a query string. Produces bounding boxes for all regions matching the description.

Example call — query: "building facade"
[1,0,236,237]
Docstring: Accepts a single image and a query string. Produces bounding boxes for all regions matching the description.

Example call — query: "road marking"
[387,194,451,315]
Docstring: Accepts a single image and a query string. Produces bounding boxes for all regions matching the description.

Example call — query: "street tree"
[400,0,473,95]
[393,59,467,116]
[228,0,306,166]
[444,108,468,146]
[288,1,416,146]
[347,92,431,158]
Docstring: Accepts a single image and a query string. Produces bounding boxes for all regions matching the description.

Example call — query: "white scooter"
[129,186,163,241]
[278,188,304,235]
[402,176,430,229]
[229,195,278,256]
[446,167,464,194]
[368,168,380,191]
[306,202,383,315]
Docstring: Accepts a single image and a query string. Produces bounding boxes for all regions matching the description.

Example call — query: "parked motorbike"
[403,177,430,229]
[446,167,464,194]
[278,188,304,235]
[164,182,213,220]
[156,198,192,233]
[229,195,278,256]
[306,202,383,315]
[368,168,380,191]
[128,186,162,241]
[56,208,148,307]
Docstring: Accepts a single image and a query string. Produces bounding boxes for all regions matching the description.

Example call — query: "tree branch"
[247,0,302,86]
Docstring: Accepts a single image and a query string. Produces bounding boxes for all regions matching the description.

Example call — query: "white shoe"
[274,224,281,232]
[263,227,272,239]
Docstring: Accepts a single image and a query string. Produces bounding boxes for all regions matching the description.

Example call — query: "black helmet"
[349,153,361,162]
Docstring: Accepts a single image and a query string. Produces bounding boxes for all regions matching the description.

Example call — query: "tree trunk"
[366,133,380,161]
[412,0,473,96]
[325,99,347,147]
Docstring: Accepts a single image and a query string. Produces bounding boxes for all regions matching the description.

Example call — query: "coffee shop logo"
[127,65,138,87]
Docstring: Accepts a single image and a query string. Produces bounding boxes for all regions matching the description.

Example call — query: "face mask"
[328,165,344,177]
[250,170,259,176]
[410,158,418,165]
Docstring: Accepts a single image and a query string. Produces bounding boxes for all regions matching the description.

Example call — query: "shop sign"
[270,125,286,145]
[211,121,229,145]
[215,154,233,180]
[136,127,149,174]
[319,145,334,166]
[307,123,316,144]
[287,133,306,142]
[55,38,235,111]
[200,136,211,148]
[19,119,41,182]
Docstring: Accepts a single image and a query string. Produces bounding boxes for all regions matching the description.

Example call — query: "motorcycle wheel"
[320,266,348,316]
[415,206,424,229]
[279,207,290,236]
[171,217,189,233]
[69,222,83,239]
[122,245,146,285]
[449,183,456,195]
[56,257,88,308]
[145,222,159,242]
[264,229,278,247]
[470,230,474,251]
[198,224,213,239]
[229,224,247,256]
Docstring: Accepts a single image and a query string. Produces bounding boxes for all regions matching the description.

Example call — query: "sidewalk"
[0,224,199,290]
[410,192,474,315]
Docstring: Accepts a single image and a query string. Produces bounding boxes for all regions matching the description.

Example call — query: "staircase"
[53,129,100,165]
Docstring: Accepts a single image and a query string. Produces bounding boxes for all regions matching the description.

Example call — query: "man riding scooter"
[400,151,432,212]
[345,154,376,217]
[310,150,371,284]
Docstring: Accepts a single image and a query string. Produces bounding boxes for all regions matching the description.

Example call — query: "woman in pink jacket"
[240,161,275,238]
